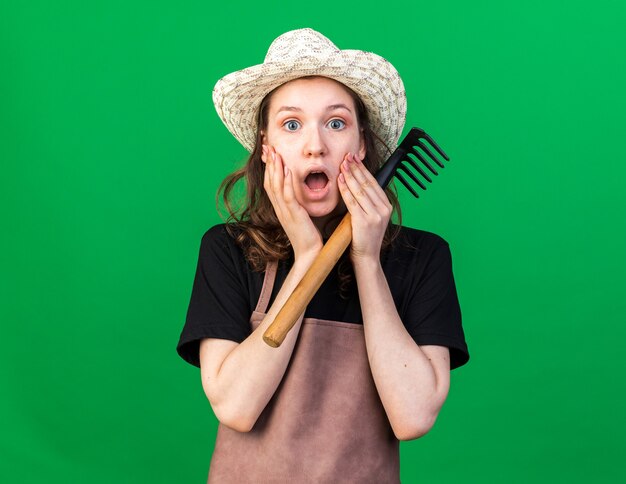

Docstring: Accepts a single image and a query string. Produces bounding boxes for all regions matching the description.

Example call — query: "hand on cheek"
[262,144,323,260]
[338,152,392,262]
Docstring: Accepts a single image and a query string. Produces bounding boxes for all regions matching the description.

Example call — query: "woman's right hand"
[262,144,323,261]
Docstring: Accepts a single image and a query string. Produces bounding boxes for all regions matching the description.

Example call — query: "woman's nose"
[303,126,326,157]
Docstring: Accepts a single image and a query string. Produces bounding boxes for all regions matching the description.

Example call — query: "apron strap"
[254,260,278,314]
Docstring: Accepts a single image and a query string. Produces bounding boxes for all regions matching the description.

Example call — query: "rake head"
[374,127,450,198]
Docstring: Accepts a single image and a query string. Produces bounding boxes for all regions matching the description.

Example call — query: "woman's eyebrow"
[276,106,302,113]
[326,104,352,113]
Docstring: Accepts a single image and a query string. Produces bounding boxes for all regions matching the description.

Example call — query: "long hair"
[217,77,402,296]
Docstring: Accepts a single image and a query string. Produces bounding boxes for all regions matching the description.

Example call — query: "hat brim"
[213,49,406,158]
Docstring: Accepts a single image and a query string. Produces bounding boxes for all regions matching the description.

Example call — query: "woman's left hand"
[338,152,392,264]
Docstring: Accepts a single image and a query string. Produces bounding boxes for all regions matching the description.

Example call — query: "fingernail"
[339,173,345,183]
[271,151,275,161]
[284,166,289,176]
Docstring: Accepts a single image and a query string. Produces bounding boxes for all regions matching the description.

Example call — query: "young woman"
[177,28,469,482]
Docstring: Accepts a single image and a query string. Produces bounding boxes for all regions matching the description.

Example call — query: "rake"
[263,127,450,347]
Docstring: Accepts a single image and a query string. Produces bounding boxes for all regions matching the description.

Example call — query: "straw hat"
[212,28,406,157]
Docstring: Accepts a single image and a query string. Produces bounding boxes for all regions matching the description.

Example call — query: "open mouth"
[304,171,329,191]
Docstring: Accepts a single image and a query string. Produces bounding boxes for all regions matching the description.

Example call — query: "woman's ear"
[260,131,268,164]
[358,131,366,160]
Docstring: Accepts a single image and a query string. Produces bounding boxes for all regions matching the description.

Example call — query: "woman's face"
[262,76,366,224]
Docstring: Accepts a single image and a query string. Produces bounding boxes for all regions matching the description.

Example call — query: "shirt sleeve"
[176,225,253,368]
[403,240,469,370]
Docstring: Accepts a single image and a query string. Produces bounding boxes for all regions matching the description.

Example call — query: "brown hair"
[217,77,402,296]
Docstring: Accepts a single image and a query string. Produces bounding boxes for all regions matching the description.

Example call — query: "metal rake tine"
[394,171,420,198]
[419,130,450,163]
[398,162,427,191]
[409,146,439,176]
[416,140,446,169]
[403,156,433,183]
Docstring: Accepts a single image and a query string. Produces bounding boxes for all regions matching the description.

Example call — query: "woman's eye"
[284,120,300,131]
[328,119,345,130]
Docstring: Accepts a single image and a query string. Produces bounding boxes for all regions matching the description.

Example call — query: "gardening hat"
[212,28,407,157]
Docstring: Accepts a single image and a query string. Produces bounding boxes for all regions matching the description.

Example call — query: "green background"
[2,0,625,482]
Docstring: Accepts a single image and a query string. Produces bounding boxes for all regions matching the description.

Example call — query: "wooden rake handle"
[262,213,353,347]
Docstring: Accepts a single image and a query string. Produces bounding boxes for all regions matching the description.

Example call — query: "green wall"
[2,1,625,482]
